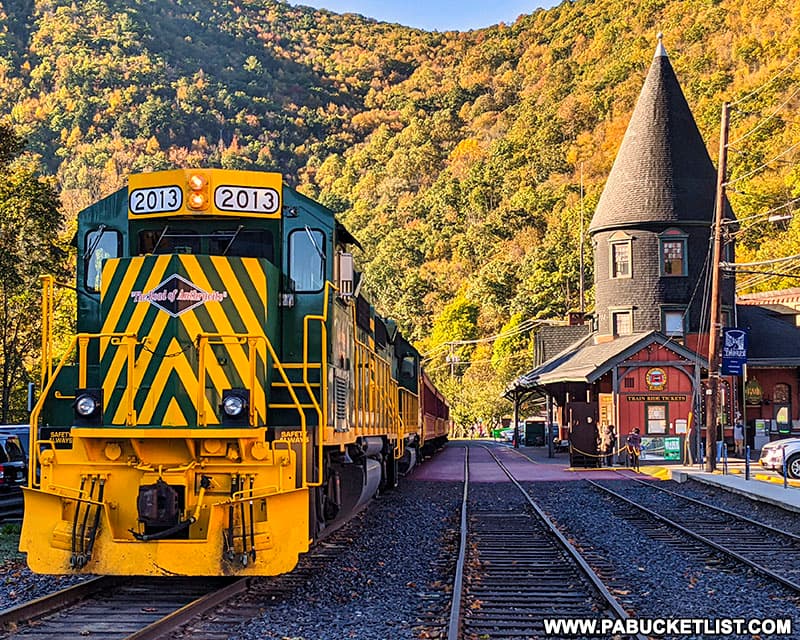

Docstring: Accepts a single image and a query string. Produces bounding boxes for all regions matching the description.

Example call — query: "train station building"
[508,37,800,464]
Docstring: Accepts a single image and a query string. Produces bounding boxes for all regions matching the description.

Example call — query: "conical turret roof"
[590,37,722,233]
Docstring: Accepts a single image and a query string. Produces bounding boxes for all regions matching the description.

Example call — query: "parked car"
[759,437,800,478]
[0,425,29,457]
[0,432,27,491]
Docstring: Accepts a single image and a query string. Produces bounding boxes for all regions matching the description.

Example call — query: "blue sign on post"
[721,327,748,375]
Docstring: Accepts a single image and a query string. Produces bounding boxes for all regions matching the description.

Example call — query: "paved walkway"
[648,460,800,513]
[411,439,649,482]
[413,439,800,512]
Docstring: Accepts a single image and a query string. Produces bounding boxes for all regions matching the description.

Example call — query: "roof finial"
[655,32,667,58]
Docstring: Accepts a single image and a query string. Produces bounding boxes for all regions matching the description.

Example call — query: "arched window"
[608,231,633,279]
[774,383,791,434]
[659,228,688,277]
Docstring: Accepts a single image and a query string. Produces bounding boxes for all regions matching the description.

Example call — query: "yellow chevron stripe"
[101,257,172,423]
[101,258,119,293]
[213,257,267,319]
[176,310,238,423]
[181,257,267,421]
[163,397,188,426]
[137,337,210,425]
[106,310,171,425]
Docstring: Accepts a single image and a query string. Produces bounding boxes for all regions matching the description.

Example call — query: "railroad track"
[448,445,644,640]
[0,575,245,640]
[589,476,800,592]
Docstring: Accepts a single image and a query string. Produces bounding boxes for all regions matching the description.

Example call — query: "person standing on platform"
[598,425,612,467]
[626,428,642,471]
[606,425,617,466]
[734,422,744,457]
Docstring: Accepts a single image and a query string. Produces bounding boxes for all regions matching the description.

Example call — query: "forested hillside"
[0,0,798,423]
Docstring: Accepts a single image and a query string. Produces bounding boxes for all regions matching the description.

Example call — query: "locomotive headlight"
[73,388,103,425]
[186,172,209,211]
[222,395,245,417]
[75,395,98,416]
[187,174,206,191]
[221,388,250,425]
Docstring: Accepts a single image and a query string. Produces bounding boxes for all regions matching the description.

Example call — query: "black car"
[0,432,27,490]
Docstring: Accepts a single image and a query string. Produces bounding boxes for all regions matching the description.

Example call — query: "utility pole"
[705,101,730,473]
[447,342,458,379]
[579,162,585,314]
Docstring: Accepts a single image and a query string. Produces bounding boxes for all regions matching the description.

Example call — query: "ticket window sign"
[640,436,682,461]
[721,328,748,376]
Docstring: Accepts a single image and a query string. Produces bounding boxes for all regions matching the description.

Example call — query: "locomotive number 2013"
[214,186,280,214]
[129,186,183,214]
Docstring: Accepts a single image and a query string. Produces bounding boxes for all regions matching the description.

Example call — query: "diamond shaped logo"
[130,274,228,317]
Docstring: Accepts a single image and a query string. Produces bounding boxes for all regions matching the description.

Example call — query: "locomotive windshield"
[137,227,274,262]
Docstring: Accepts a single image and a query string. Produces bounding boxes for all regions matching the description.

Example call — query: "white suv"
[759,438,800,478]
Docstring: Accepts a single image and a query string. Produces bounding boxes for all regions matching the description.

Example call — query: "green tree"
[0,123,66,422]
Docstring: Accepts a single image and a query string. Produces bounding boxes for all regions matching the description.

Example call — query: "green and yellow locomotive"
[21,168,448,576]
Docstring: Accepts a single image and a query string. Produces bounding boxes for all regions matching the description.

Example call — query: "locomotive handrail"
[196,331,319,488]
[296,281,336,488]
[302,281,333,435]
[351,320,405,459]
[41,275,55,390]
[29,331,138,488]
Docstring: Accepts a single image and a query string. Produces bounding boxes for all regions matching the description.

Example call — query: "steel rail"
[124,578,249,640]
[614,470,800,542]
[447,443,645,640]
[487,447,640,628]
[0,576,122,630]
[0,576,240,639]
[446,446,468,640]
[588,479,800,594]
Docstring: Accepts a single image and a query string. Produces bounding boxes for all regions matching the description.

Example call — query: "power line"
[729,55,800,108]
[422,317,552,358]
[728,83,800,147]
[725,137,800,187]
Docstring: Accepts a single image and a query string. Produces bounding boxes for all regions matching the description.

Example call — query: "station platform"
[644,460,800,513]
[417,439,800,513]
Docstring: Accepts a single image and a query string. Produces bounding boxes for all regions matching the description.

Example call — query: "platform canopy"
[507,330,708,396]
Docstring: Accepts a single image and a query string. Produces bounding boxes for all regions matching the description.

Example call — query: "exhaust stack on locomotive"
[21,169,449,576]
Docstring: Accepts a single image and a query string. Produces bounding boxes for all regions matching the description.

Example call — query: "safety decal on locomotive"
[130,273,229,317]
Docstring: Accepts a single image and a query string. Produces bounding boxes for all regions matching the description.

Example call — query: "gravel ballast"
[527,480,800,639]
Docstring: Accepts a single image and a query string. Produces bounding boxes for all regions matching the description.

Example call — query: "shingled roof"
[590,36,726,233]
[736,305,800,366]
[508,330,707,392]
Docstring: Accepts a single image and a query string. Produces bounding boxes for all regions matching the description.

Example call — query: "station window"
[611,310,632,336]
[85,228,121,293]
[611,242,631,278]
[662,309,685,337]
[646,403,668,434]
[289,228,326,292]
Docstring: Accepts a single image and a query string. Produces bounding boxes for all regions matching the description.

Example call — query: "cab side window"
[85,228,121,293]
[289,228,325,292]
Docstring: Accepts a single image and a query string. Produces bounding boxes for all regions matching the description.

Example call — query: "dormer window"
[659,228,688,277]
[608,231,633,279]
